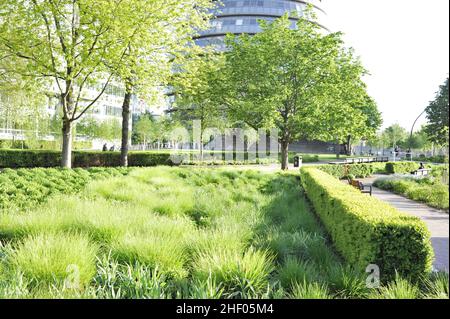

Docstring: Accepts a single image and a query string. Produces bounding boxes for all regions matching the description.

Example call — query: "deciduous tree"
[0,0,130,167]
[425,78,449,147]
[104,0,214,166]
[221,13,380,169]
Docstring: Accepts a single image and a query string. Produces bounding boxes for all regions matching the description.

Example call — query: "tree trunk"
[346,135,352,156]
[61,119,73,168]
[335,138,341,159]
[281,140,289,170]
[199,134,204,162]
[120,88,132,167]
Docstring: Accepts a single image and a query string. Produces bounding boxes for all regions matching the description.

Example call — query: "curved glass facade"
[196,0,327,49]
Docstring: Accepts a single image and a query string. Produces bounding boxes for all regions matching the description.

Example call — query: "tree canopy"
[0,0,214,167]
[219,13,380,169]
[425,78,449,146]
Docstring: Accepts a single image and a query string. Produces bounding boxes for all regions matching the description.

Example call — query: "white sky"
[324,0,449,131]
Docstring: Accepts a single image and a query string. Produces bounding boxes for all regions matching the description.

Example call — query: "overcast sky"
[325,0,449,131]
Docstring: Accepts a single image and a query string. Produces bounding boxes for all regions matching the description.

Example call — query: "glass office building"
[195,0,328,49]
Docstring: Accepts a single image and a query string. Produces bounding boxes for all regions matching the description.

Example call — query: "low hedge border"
[385,162,431,174]
[0,149,173,168]
[287,153,320,164]
[0,149,279,168]
[300,167,433,282]
[317,163,387,179]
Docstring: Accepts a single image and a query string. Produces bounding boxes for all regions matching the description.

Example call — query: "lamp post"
[407,109,427,160]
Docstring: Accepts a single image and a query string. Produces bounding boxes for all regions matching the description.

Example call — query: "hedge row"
[385,162,427,174]
[287,153,320,164]
[300,167,433,282]
[317,163,386,179]
[0,139,92,151]
[0,149,173,168]
[0,149,278,168]
[413,155,448,164]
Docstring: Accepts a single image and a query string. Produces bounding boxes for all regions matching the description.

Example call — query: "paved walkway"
[359,175,449,272]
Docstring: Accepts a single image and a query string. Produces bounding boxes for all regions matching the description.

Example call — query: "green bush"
[316,163,386,179]
[300,167,434,282]
[0,149,173,168]
[385,162,423,174]
[288,153,320,164]
[0,149,62,168]
[374,177,449,211]
[0,140,91,150]
[0,149,278,168]
[413,155,448,164]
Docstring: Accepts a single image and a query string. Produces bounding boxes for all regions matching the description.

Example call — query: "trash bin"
[294,155,303,168]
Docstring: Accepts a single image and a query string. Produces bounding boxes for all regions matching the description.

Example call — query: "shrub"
[316,163,385,179]
[374,177,449,211]
[0,149,62,168]
[0,140,91,151]
[0,149,175,168]
[0,149,279,168]
[288,153,320,164]
[413,155,447,164]
[300,167,434,282]
[385,161,423,174]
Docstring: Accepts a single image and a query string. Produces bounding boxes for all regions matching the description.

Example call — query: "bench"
[345,158,356,164]
[350,180,373,196]
[412,169,432,177]
[330,156,388,165]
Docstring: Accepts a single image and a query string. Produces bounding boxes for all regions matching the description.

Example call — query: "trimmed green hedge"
[374,177,449,212]
[0,149,278,168]
[0,149,173,168]
[0,139,92,150]
[0,149,61,168]
[413,155,448,164]
[385,162,423,174]
[287,153,320,164]
[300,167,433,282]
[317,163,386,179]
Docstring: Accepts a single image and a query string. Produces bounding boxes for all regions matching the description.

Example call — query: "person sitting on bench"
[411,162,426,175]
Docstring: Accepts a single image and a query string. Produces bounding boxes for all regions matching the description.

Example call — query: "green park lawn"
[0,167,448,299]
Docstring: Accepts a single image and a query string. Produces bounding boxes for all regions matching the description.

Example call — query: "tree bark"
[335,138,341,159]
[61,119,73,168]
[346,135,352,156]
[281,140,289,170]
[120,87,132,167]
[199,134,204,162]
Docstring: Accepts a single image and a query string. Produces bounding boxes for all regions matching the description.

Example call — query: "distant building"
[0,81,150,148]
[195,0,328,50]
